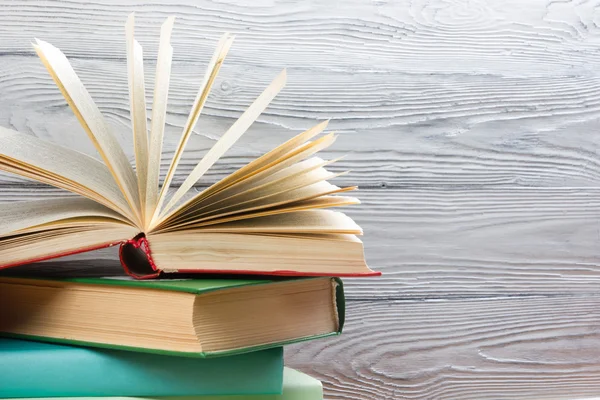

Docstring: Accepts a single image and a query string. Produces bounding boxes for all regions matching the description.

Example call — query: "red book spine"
[119,234,161,279]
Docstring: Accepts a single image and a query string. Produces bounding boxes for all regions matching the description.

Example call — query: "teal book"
[0,338,283,397]
[0,275,344,357]
[1,367,322,400]
[180,367,324,400]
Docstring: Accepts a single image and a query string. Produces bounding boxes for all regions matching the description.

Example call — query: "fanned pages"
[145,16,175,226]
[33,39,141,226]
[154,33,234,223]
[159,69,287,217]
[0,14,379,279]
[0,127,133,220]
[126,13,150,221]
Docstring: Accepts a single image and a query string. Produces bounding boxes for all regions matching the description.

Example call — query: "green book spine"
[0,338,283,397]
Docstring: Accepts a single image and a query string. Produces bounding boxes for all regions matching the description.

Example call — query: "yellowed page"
[0,127,134,220]
[33,39,141,225]
[158,195,359,232]
[0,226,138,268]
[160,69,287,217]
[167,182,356,228]
[197,120,330,200]
[173,157,338,222]
[0,198,130,238]
[145,16,175,227]
[185,210,362,234]
[153,33,234,221]
[126,13,149,218]
[158,156,331,229]
[254,232,363,242]
[160,132,338,226]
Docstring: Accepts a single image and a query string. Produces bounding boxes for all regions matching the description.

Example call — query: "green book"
[0,274,345,357]
[2,367,322,400]
[0,338,283,397]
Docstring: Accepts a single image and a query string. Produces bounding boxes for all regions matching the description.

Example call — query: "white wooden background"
[2,0,600,398]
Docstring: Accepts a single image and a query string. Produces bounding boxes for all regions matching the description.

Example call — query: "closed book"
[2,367,322,400]
[0,338,283,398]
[0,274,345,357]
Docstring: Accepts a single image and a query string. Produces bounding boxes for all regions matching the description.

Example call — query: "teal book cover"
[0,338,283,397]
[163,367,324,400]
[1,367,323,400]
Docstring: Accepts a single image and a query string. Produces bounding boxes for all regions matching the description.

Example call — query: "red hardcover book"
[0,15,379,280]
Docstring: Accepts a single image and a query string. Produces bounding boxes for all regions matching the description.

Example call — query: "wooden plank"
[3,55,600,188]
[0,0,600,188]
[286,297,600,399]
[0,0,598,77]
[4,184,600,299]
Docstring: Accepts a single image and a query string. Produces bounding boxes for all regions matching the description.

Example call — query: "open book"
[0,15,378,279]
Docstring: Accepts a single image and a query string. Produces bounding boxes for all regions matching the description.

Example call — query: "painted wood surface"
[287,297,600,400]
[1,0,600,398]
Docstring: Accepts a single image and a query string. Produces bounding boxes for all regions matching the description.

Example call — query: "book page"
[255,233,363,242]
[158,132,338,226]
[164,157,338,226]
[153,33,234,221]
[215,158,336,203]
[126,13,149,219]
[183,210,362,234]
[145,17,175,227]
[33,39,141,225]
[159,195,359,232]
[165,183,356,230]
[0,197,130,238]
[196,120,330,200]
[0,226,138,269]
[159,69,287,217]
[0,127,134,220]
[159,133,337,225]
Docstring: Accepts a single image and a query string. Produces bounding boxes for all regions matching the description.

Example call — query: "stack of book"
[0,14,379,400]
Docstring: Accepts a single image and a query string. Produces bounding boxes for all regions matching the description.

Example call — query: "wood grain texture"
[6,51,600,189]
[287,297,600,399]
[3,0,600,188]
[2,0,600,398]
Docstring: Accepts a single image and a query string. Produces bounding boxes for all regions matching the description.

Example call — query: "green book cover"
[0,271,345,358]
[0,338,283,397]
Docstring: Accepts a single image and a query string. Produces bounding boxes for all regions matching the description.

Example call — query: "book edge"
[0,276,344,357]
[119,234,381,279]
[0,331,330,358]
[0,241,124,271]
